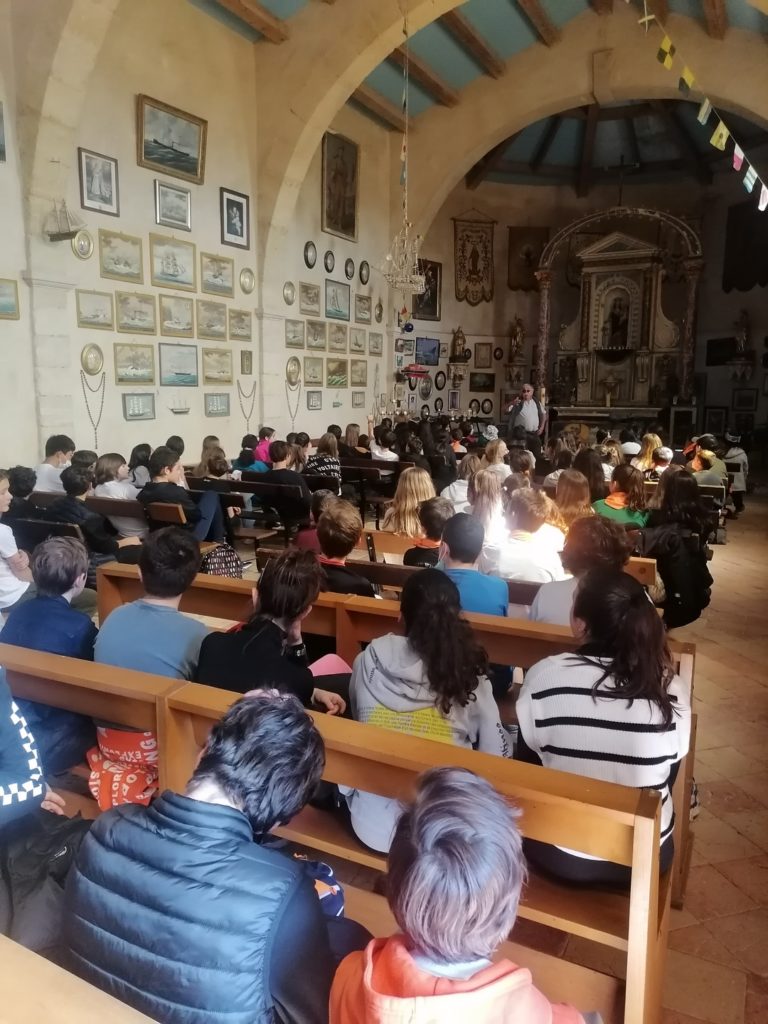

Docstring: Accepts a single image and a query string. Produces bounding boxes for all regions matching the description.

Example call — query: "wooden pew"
[86,495,147,529]
[162,682,667,1024]
[11,519,84,552]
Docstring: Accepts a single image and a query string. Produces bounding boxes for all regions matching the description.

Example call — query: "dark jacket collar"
[150,790,254,843]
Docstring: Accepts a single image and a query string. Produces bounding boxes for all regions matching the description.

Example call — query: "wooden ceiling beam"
[465,132,523,190]
[529,116,561,172]
[650,100,712,185]
[516,0,561,46]
[351,86,406,133]
[702,0,728,39]
[216,0,289,43]
[388,47,460,107]
[440,9,505,78]
[576,103,599,197]
[625,116,642,168]
[645,0,669,24]
[590,0,614,13]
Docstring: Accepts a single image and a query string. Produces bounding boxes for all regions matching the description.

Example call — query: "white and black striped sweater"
[0,673,45,823]
[516,654,691,852]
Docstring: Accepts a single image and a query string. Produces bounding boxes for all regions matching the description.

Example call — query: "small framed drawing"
[220,187,250,249]
[350,328,366,354]
[241,350,253,375]
[306,320,327,351]
[732,388,757,412]
[369,332,383,356]
[228,308,252,342]
[114,343,155,386]
[300,282,321,316]
[285,320,305,349]
[122,393,155,421]
[154,180,191,231]
[76,289,114,330]
[149,233,196,291]
[439,341,449,359]
[78,148,119,217]
[329,324,348,353]
[307,390,322,411]
[325,280,350,321]
[355,294,372,325]
[202,347,233,385]
[115,291,156,334]
[159,342,198,386]
[448,390,460,412]
[99,229,143,284]
[0,279,19,320]
[159,294,194,338]
[196,299,227,341]
[137,94,207,185]
[205,393,230,417]
[326,358,348,387]
[304,356,323,385]
[352,391,366,408]
[201,252,235,298]
[475,342,492,369]
[350,359,367,387]
[407,393,417,414]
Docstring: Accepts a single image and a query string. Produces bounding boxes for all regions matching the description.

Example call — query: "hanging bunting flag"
[759,184,768,212]
[678,66,695,96]
[744,165,757,193]
[657,36,676,69]
[733,145,745,172]
[710,120,730,151]
[697,98,712,125]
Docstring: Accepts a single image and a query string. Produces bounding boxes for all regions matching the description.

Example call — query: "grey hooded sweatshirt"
[342,633,511,852]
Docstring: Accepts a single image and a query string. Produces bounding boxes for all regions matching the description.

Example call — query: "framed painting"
[307,390,323,411]
[159,294,194,338]
[76,289,114,330]
[300,282,321,316]
[732,388,757,412]
[475,342,492,369]
[196,299,227,341]
[285,319,305,349]
[507,227,548,291]
[448,389,460,412]
[412,258,441,321]
[154,180,191,231]
[114,343,155,386]
[99,229,143,284]
[350,359,367,387]
[352,391,366,408]
[394,337,415,357]
[325,279,350,321]
[78,147,119,217]
[241,349,253,375]
[205,393,230,417]
[306,320,327,351]
[369,332,383,356]
[469,372,496,393]
[321,131,359,241]
[149,233,196,291]
[136,94,207,185]
[202,347,233,385]
[159,342,198,386]
[354,294,372,325]
[349,328,366,353]
[228,308,252,342]
[439,341,449,359]
[328,324,348,353]
[201,252,235,297]
[220,187,250,249]
[122,393,155,421]
[115,291,156,334]
[304,356,324,386]
[326,358,348,388]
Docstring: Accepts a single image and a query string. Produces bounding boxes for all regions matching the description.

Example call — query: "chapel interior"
[1,2,768,1022]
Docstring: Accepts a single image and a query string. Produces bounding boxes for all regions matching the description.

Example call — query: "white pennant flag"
[697,99,712,125]
[759,184,768,213]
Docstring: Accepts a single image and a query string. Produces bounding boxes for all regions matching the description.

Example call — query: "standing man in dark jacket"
[62,691,368,1023]
[504,382,546,458]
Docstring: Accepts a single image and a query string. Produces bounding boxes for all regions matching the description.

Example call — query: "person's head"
[603,439,623,468]
[595,428,608,445]
[554,449,573,471]
[697,433,718,453]
[241,433,258,451]
[483,439,508,466]
[7,466,36,498]
[238,448,256,467]
[166,436,185,458]
[561,515,632,577]
[450,428,463,443]
[501,473,531,508]
[407,437,423,457]
[317,499,363,560]
[468,468,502,530]
[310,488,335,525]
[44,434,75,465]
[316,432,338,458]
[379,429,397,451]
[128,443,151,471]
[400,570,488,714]
[520,382,534,400]
[30,536,89,599]
[295,432,310,451]
[94,453,129,487]
[509,424,528,447]
[207,453,229,478]
[417,496,454,542]
[656,469,706,534]
[381,417,393,431]
[619,428,637,445]
[693,450,714,472]
[572,569,676,727]
[60,466,93,498]
[505,487,550,534]
[384,467,436,536]
[268,440,290,467]
[202,434,219,449]
[149,445,184,484]
[138,526,202,598]
[635,433,664,470]
[652,446,673,468]
[0,471,10,515]
[286,433,298,446]
[573,448,607,502]
[508,450,534,477]
[259,426,276,442]
[555,468,593,528]
[344,423,360,448]
[457,453,481,483]
[440,512,484,566]
[648,462,685,508]
[610,464,646,511]
[71,450,98,472]
[254,548,323,624]
[326,424,342,441]
[187,691,325,837]
[357,434,370,451]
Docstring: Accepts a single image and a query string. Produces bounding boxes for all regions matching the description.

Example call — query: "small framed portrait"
[350,328,366,353]
[732,388,758,412]
[159,342,198,387]
[412,258,441,321]
[122,393,155,421]
[350,359,368,387]
[241,349,253,375]
[196,299,227,341]
[201,252,235,298]
[306,320,327,351]
[99,229,143,285]
[369,332,383,356]
[321,131,359,241]
[136,94,207,185]
[300,281,321,316]
[407,392,418,414]
[114,343,155,386]
[328,324,348,353]
[159,294,194,338]
[354,294,372,325]
[154,180,191,231]
[76,289,114,330]
[115,291,156,335]
[285,319,305,349]
[439,341,449,359]
[475,342,492,369]
[202,347,233,386]
[205,392,231,417]
[307,390,323,411]
[325,279,350,321]
[448,390,460,412]
[78,147,119,217]
[326,358,348,388]
[228,308,252,342]
[149,233,196,291]
[304,356,324,385]
[352,391,366,408]
[220,187,250,249]
[469,372,496,393]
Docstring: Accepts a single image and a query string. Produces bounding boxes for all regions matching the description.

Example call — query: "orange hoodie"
[330,936,585,1024]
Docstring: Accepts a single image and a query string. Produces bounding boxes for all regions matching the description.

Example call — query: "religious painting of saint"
[220,187,250,249]
[507,227,548,292]
[322,132,359,241]
[454,219,494,306]
[78,147,120,217]
[412,259,442,321]
[600,291,630,350]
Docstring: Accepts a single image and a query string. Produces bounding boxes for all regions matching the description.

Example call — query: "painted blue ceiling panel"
[460,0,539,59]
[363,63,434,118]
[503,118,551,162]
[669,0,768,33]
[191,0,262,41]
[407,23,487,92]
[258,0,308,17]
[593,118,631,170]
[539,0,591,28]
[547,117,583,165]
[634,112,682,163]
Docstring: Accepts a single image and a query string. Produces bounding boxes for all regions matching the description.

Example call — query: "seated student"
[127,442,152,488]
[555,468,595,532]
[192,435,222,478]
[64,692,369,1024]
[593,463,648,527]
[381,467,436,537]
[138,445,226,541]
[3,466,39,523]
[196,548,346,713]
[165,435,189,488]
[403,496,454,567]
[543,449,572,488]
[517,568,691,886]
[450,427,467,453]
[529,515,631,626]
[573,448,608,502]
[440,513,508,617]
[485,489,567,583]
[331,766,587,1024]
[254,425,276,465]
[288,432,311,474]
[691,449,726,487]
[71,450,98,473]
[619,428,641,457]
[34,433,75,493]
[305,432,342,491]
[317,500,376,597]
[469,469,507,555]
[338,423,361,459]
[440,453,480,514]
[2,537,98,772]
[404,436,430,473]
[647,445,673,480]
[630,432,663,474]
[0,472,36,614]
[233,446,269,473]
[480,438,511,483]
[295,488,336,553]
[341,570,509,852]
[370,427,399,463]
[262,439,312,511]
[93,452,147,538]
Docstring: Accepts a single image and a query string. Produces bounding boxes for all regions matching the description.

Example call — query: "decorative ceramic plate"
[434,397,444,413]
[72,229,94,260]
[345,258,355,280]
[464,347,472,360]
[435,370,446,391]
[80,343,104,374]
[304,241,317,269]
[419,376,432,400]
[481,398,493,415]
[240,267,256,294]
[285,356,301,384]
[324,250,335,273]
[283,281,296,305]
[469,399,481,414]
[374,301,383,323]
[359,261,370,285]
[494,347,504,361]
[408,376,418,391]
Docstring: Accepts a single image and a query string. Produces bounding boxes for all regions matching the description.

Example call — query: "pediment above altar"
[577,231,660,262]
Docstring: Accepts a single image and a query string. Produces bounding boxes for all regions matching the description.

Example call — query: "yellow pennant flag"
[678,66,695,97]
[657,35,676,70]
[710,120,730,151]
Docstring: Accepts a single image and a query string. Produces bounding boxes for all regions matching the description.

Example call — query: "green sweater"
[592,499,648,527]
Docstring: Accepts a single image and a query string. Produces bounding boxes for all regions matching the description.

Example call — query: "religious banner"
[507,226,549,291]
[454,218,495,306]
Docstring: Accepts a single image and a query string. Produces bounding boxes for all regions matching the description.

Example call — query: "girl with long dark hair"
[517,568,691,885]
[342,569,510,851]
[572,448,607,503]
[127,443,152,488]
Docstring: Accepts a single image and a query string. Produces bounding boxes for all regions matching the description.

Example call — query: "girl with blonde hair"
[193,437,225,478]
[555,468,595,531]
[468,469,506,548]
[631,433,663,473]
[381,466,436,537]
[480,438,511,482]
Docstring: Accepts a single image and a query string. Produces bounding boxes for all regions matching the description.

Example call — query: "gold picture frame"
[202,347,233,386]
[76,289,114,330]
[115,291,157,335]
[149,233,197,292]
[113,342,156,386]
[159,294,194,338]
[136,94,208,185]
[201,251,235,298]
[98,229,143,285]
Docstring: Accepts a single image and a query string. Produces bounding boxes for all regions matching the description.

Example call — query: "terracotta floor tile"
[692,760,727,784]
[696,748,767,779]
[699,782,765,818]
[668,924,742,968]
[721,810,768,854]
[682,864,757,920]
[669,905,700,931]
[744,973,768,1024]
[715,856,768,907]
[562,934,627,980]
[662,1013,717,1024]
[731,773,768,809]
[662,948,746,1024]
[703,909,768,977]
[690,811,763,864]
